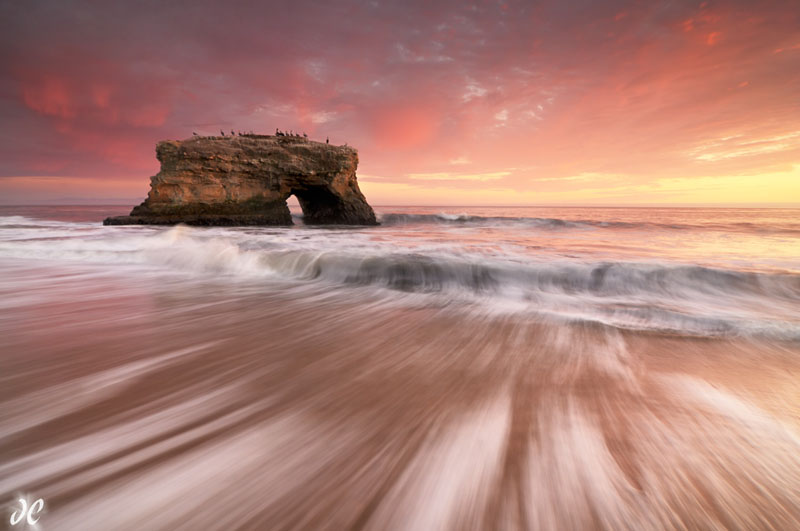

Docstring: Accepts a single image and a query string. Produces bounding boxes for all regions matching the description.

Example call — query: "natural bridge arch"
[284,180,373,225]
[104,135,377,226]
[289,187,343,225]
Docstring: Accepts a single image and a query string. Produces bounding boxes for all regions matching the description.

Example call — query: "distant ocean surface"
[2,205,800,529]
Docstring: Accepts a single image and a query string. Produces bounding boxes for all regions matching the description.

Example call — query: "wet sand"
[2,261,799,530]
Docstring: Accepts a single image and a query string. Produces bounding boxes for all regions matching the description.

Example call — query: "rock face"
[104,135,377,226]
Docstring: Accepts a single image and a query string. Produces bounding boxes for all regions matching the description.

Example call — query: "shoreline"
[1,206,799,529]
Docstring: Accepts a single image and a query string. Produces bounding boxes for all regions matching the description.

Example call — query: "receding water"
[1,205,799,530]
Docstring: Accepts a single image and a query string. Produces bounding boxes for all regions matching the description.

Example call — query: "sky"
[1,0,799,206]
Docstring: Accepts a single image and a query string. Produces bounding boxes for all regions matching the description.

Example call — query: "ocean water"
[1,205,799,530]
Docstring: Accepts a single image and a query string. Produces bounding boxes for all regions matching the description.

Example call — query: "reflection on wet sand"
[2,263,799,530]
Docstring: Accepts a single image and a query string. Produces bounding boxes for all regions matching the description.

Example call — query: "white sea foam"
[1,214,799,339]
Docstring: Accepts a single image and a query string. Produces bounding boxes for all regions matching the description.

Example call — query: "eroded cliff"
[104,135,377,226]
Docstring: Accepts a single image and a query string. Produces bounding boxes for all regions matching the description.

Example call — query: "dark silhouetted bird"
[326,137,329,144]
[192,132,198,136]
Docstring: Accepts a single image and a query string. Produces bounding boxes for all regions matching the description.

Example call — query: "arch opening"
[289,185,348,225]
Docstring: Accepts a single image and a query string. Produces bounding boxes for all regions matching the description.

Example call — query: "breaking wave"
[2,219,797,341]
[246,250,800,340]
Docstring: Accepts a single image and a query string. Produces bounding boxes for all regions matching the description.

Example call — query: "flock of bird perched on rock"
[274,128,307,139]
[191,129,330,144]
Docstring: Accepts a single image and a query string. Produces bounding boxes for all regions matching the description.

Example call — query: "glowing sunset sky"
[1,0,799,205]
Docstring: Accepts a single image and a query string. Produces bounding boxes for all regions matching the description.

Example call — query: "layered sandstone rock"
[104,135,377,226]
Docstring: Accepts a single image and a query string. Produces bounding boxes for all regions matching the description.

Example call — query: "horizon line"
[1,202,799,209]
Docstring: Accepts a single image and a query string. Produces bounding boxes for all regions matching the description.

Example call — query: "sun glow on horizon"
[358,164,800,206]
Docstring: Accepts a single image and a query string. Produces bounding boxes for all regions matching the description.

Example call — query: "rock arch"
[104,135,377,226]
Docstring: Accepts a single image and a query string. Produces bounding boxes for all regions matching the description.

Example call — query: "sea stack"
[104,135,377,226]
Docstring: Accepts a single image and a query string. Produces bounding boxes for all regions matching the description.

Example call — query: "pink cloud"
[21,76,76,119]
[0,0,798,203]
[370,106,440,150]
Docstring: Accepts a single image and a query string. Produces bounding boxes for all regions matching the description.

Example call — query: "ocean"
[1,205,799,529]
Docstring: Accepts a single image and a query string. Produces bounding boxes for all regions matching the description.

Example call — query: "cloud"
[690,131,800,162]
[462,81,487,102]
[0,0,799,203]
[21,76,76,118]
[310,111,337,124]
[407,171,511,181]
[369,105,440,150]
